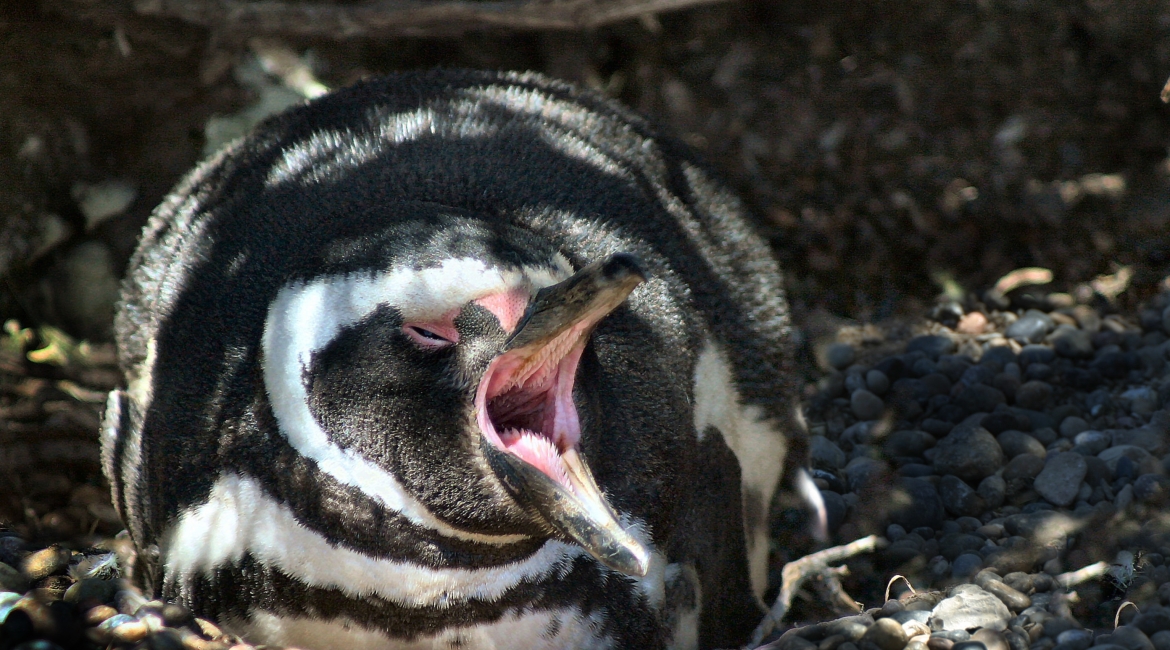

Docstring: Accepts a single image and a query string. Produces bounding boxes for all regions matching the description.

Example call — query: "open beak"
[475,253,650,577]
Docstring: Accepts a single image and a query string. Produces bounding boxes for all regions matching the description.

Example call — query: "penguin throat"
[475,331,587,490]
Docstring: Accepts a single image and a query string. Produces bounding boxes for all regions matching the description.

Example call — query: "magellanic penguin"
[102,70,824,650]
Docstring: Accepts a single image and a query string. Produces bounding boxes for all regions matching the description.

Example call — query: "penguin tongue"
[474,253,649,577]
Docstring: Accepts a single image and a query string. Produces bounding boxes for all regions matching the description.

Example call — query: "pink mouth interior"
[475,326,589,491]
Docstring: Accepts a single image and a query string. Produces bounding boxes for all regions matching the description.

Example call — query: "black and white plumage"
[101,70,822,650]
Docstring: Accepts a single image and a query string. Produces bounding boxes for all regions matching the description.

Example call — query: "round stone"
[1014,381,1053,410]
[939,475,985,517]
[20,546,70,581]
[933,426,1004,483]
[885,430,936,458]
[1005,310,1054,343]
[827,343,857,370]
[851,389,885,420]
[996,430,1044,459]
[977,475,1007,510]
[907,335,957,360]
[929,584,1011,631]
[1059,417,1089,437]
[1033,452,1088,507]
[888,478,946,530]
[1018,344,1056,366]
[866,369,890,395]
[1072,430,1109,455]
[1051,327,1094,358]
[810,435,846,469]
[955,384,1007,413]
[861,617,909,650]
[1134,474,1170,504]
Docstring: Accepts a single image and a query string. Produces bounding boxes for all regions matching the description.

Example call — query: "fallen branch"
[129,0,732,37]
[748,535,886,648]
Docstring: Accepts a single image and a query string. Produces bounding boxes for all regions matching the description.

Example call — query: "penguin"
[101,70,823,650]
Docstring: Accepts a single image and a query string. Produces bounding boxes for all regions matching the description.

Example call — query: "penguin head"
[265,212,650,575]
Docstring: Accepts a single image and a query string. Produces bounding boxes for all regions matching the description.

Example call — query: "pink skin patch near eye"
[474,288,530,334]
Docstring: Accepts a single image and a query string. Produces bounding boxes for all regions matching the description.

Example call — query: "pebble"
[811,435,847,469]
[907,335,957,360]
[1055,630,1093,650]
[933,426,1004,483]
[1134,474,1170,503]
[1005,310,1054,343]
[1152,633,1170,650]
[852,389,885,420]
[827,343,857,370]
[885,430,937,458]
[1033,452,1088,506]
[1072,430,1110,455]
[0,563,27,593]
[979,578,1032,611]
[1109,627,1156,650]
[888,478,947,530]
[939,475,985,517]
[1058,417,1089,437]
[19,547,70,582]
[861,618,909,650]
[1014,380,1053,410]
[972,629,1009,650]
[997,430,1045,458]
[955,384,1007,413]
[867,370,891,395]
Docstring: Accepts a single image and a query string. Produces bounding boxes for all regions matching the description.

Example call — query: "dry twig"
[747,535,886,648]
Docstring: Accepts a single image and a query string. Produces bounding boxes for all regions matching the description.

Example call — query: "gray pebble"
[828,343,857,370]
[952,553,985,578]
[1051,328,1094,359]
[1109,626,1155,650]
[931,584,1011,631]
[1015,381,1053,410]
[1134,474,1170,503]
[1059,417,1089,438]
[867,370,890,395]
[934,426,1005,483]
[0,563,27,593]
[1006,310,1054,344]
[956,384,1008,413]
[953,643,988,650]
[862,618,909,650]
[1150,632,1170,650]
[908,335,957,360]
[978,475,1007,510]
[1133,610,1170,636]
[1054,630,1092,650]
[940,475,986,517]
[886,430,937,458]
[980,578,1032,611]
[974,629,1011,650]
[998,431,1046,459]
[852,389,885,420]
[1072,431,1110,455]
[811,435,846,469]
[1033,452,1088,506]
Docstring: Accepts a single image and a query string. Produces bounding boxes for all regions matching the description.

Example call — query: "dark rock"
[1134,474,1170,504]
[1110,626,1155,650]
[861,618,908,650]
[973,629,1010,650]
[889,478,947,530]
[1014,381,1053,410]
[1062,368,1102,390]
[952,553,984,578]
[1051,328,1094,359]
[1100,446,1159,476]
[922,373,953,396]
[827,343,856,370]
[852,389,886,420]
[1019,345,1056,366]
[1006,310,1054,344]
[1024,363,1053,381]
[1033,452,1088,506]
[933,426,1004,483]
[867,370,891,395]
[908,335,957,360]
[923,419,954,436]
[1072,430,1109,455]
[811,435,846,469]
[978,475,1007,509]
[876,357,910,382]
[914,357,939,377]
[984,346,1018,367]
[939,475,986,517]
[956,384,1007,412]
[885,430,937,458]
[1133,610,1170,636]
[983,413,1026,434]
[1092,350,1136,379]
[939,533,986,560]
[997,430,1045,459]
[1058,416,1089,437]
[960,365,996,387]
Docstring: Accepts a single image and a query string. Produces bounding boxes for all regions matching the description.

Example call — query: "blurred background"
[2,0,1170,344]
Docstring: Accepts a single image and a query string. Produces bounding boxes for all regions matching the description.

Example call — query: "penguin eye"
[403,324,458,349]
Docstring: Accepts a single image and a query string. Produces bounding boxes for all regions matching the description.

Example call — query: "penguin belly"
[102,70,806,650]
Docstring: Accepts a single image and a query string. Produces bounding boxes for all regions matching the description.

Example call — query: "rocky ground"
[4,0,1170,649]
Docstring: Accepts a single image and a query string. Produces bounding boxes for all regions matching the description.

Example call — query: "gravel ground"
[3,279,1170,649]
